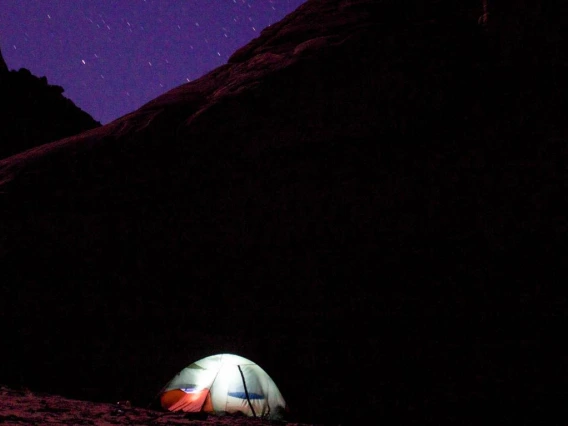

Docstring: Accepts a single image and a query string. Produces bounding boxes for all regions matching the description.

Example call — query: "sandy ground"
[0,386,311,426]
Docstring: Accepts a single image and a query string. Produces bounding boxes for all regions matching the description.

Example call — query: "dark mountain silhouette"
[0,1,565,424]
[0,47,100,159]
[0,47,8,74]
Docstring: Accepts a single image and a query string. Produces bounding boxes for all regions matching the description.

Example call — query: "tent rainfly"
[160,353,287,419]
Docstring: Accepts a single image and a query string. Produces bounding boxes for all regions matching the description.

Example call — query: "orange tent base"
[161,389,213,413]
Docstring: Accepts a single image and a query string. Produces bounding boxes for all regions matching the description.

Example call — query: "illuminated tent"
[160,353,287,419]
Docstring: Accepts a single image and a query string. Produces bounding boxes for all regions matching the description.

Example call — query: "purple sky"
[1,1,305,124]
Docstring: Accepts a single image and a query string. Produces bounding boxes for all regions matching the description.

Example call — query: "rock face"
[0,1,565,424]
[0,46,8,74]
[0,51,100,159]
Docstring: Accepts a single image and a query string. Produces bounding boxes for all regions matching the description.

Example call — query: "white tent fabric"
[161,353,287,419]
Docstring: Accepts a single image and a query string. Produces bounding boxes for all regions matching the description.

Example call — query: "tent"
[160,353,287,419]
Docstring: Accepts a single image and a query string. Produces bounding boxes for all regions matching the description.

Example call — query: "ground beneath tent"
[0,386,312,426]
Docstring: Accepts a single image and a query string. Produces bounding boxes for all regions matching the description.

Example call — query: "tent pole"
[237,365,257,418]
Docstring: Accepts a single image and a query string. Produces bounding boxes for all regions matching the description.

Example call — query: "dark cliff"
[0,1,565,424]
[0,47,100,159]
[0,47,8,75]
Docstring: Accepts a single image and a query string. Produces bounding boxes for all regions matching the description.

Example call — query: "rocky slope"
[0,1,565,424]
[0,47,100,159]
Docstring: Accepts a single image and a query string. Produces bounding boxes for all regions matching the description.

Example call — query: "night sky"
[1,1,305,125]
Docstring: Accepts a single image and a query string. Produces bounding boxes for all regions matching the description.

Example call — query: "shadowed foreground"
[0,386,310,426]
